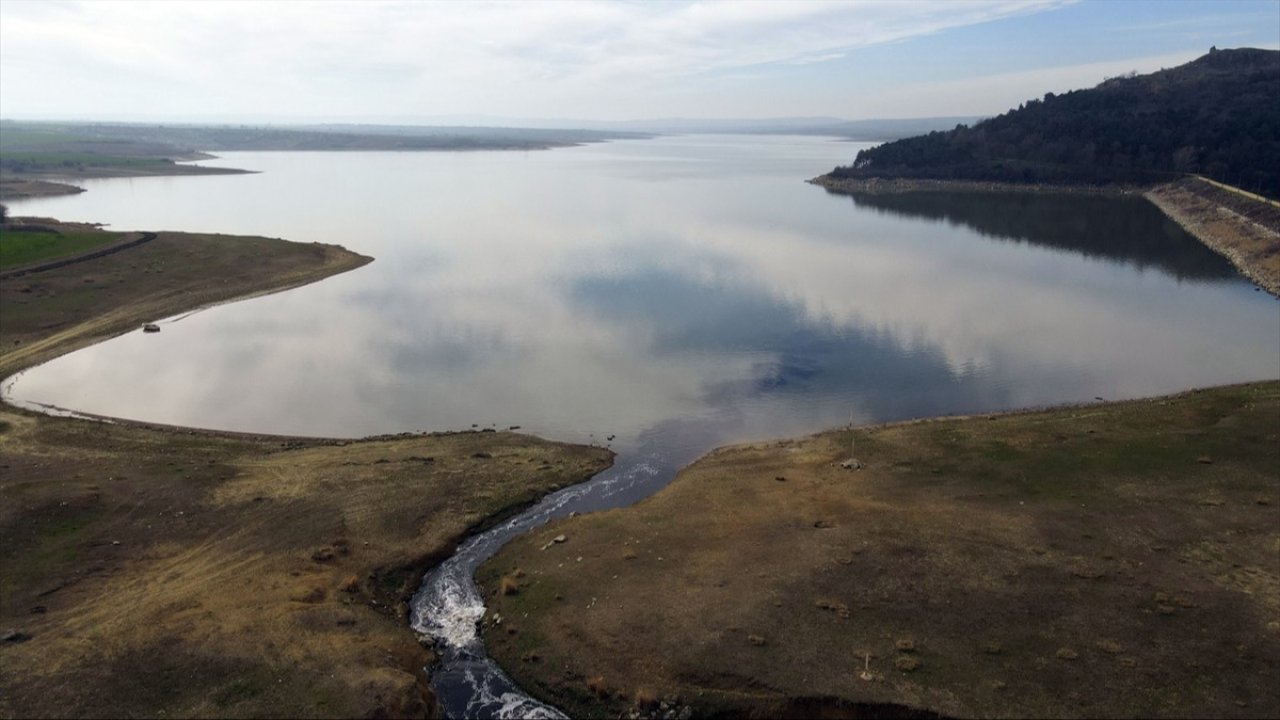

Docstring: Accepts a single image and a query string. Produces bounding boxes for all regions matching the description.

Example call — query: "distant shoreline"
[0,178,86,200]
[0,164,251,202]
[808,174,1141,197]
[810,173,1280,299]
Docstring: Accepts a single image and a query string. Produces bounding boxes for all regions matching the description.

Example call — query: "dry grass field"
[481,383,1280,719]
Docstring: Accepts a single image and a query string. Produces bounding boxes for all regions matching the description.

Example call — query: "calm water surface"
[5,135,1278,717]
[6,135,1277,454]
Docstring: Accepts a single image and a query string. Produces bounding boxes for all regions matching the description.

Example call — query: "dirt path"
[0,231,156,280]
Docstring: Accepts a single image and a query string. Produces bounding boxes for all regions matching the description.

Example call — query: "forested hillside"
[830,48,1280,198]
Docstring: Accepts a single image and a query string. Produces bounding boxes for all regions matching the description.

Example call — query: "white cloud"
[1,0,1073,120]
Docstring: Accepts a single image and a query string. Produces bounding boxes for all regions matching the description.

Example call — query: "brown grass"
[479,382,1280,719]
[586,676,609,698]
[633,688,658,709]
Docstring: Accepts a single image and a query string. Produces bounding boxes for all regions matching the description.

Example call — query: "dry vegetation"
[0,219,614,718]
[481,383,1280,719]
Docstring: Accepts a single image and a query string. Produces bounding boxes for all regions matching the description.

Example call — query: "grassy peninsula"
[0,218,614,718]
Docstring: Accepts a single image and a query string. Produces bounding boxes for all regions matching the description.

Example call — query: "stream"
[410,445,673,719]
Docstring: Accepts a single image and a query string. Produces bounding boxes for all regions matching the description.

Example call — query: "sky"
[1,0,1277,124]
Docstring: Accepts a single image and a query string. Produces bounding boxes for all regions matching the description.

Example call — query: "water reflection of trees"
[840,191,1238,281]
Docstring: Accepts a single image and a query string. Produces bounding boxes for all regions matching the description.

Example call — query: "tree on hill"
[831,48,1280,198]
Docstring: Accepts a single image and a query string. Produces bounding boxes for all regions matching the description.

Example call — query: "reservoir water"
[4,135,1278,717]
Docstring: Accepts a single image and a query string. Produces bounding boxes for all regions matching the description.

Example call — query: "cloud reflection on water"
[5,136,1276,450]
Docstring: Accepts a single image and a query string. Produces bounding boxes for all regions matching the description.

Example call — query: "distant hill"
[829,48,1280,198]
[298,115,987,141]
[0,121,647,167]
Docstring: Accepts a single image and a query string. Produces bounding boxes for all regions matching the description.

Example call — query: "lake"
[4,134,1276,461]
[6,133,1278,718]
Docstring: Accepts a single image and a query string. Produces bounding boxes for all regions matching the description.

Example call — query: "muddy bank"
[0,218,614,718]
[480,382,1280,719]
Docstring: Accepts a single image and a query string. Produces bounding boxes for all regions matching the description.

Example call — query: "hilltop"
[827,48,1280,198]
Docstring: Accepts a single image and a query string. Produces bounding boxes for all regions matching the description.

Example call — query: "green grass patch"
[0,228,121,269]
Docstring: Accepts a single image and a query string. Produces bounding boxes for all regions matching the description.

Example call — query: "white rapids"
[409,452,666,719]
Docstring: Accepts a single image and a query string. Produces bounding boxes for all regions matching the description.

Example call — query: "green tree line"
[832,48,1280,198]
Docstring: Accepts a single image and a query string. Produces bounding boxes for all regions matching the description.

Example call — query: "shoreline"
[808,174,1145,197]
[0,167,253,203]
[0,219,614,718]
[1145,179,1280,297]
[0,179,88,200]
[811,173,1280,299]
[0,229,371,380]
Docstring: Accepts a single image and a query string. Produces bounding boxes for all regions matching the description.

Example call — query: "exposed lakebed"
[5,135,1278,717]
